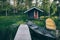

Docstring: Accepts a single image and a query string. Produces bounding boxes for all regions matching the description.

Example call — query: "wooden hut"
[24,7,44,19]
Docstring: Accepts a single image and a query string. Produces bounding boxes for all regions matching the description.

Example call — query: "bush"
[33,20,45,27]
[40,16,49,20]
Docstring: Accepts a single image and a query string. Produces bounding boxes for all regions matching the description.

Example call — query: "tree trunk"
[59,12,60,20]
[14,9,16,16]
[6,9,8,16]
[35,0,37,7]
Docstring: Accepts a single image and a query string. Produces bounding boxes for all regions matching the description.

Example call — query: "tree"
[0,1,3,11]
[35,0,38,7]
[0,0,6,2]
[2,1,12,16]
[50,1,57,16]
[41,0,53,17]
[28,0,32,8]
[9,0,18,15]
[25,0,32,9]
[13,0,17,14]
[17,0,26,12]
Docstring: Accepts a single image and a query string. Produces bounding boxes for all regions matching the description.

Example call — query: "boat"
[26,21,56,40]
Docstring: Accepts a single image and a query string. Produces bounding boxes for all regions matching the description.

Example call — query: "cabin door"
[34,11,38,19]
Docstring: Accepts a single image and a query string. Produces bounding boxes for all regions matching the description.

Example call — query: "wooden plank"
[14,24,31,40]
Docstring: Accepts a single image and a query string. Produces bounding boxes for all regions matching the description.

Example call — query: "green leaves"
[42,0,50,13]
[3,2,11,10]
[50,1,57,16]
[41,0,57,16]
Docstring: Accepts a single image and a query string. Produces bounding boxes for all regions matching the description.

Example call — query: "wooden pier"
[14,24,31,40]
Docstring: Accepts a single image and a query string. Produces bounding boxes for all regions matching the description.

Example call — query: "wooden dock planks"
[14,24,31,40]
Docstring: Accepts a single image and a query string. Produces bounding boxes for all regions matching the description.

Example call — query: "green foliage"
[41,0,58,16]
[0,0,6,2]
[0,15,26,40]
[33,19,45,27]
[50,1,57,16]
[42,0,50,13]
[3,2,12,10]
[17,4,27,11]
[0,0,12,11]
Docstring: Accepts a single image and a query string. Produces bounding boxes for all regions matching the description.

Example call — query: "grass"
[0,15,26,40]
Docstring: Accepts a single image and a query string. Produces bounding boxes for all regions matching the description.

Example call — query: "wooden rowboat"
[26,21,56,40]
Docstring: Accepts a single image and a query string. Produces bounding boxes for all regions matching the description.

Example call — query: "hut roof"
[24,7,44,13]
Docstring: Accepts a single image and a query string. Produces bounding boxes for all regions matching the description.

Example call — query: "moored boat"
[26,21,56,40]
